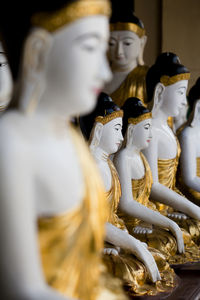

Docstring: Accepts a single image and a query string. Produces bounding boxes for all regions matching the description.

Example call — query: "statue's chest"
[157,130,177,159]
[34,140,84,215]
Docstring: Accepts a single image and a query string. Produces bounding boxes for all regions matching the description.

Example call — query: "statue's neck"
[153,109,169,125]
[92,146,109,163]
[125,142,141,157]
[111,60,138,73]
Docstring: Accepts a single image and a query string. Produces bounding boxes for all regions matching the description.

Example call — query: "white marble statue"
[0,1,122,300]
[142,53,200,253]
[89,94,161,284]
[114,97,184,260]
[103,1,148,107]
[178,77,200,205]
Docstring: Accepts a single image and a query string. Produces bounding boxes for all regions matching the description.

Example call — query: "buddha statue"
[0,1,131,300]
[143,52,200,251]
[0,42,13,112]
[114,96,200,265]
[177,77,200,206]
[103,0,148,107]
[81,92,179,297]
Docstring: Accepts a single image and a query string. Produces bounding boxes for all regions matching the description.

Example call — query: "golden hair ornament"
[128,112,152,125]
[95,110,123,125]
[32,0,111,32]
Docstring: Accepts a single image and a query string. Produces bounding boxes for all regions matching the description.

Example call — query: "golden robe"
[38,126,127,300]
[154,137,200,251]
[119,153,200,265]
[104,158,178,297]
[110,65,149,107]
[177,157,200,207]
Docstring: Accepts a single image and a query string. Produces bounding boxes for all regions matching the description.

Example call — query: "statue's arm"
[105,222,161,282]
[0,131,74,300]
[179,131,200,192]
[114,153,184,253]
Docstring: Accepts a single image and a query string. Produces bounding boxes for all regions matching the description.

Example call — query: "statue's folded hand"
[103,247,119,256]
[133,223,153,235]
[168,212,188,220]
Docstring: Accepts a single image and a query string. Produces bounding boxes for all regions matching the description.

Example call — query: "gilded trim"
[128,112,152,125]
[110,22,145,38]
[95,110,123,125]
[31,0,111,32]
[160,73,190,86]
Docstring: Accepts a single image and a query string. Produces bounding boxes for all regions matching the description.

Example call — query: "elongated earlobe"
[127,124,134,145]
[19,28,53,114]
[137,35,147,66]
[89,122,103,150]
[152,82,165,117]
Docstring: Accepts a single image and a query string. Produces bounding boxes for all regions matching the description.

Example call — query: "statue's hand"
[168,212,188,220]
[103,247,119,256]
[169,221,185,253]
[131,239,161,283]
[187,205,200,220]
[133,223,153,235]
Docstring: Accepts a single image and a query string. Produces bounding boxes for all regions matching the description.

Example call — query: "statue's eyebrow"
[74,32,101,42]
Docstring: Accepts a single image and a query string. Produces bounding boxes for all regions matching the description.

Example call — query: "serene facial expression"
[98,117,123,155]
[160,80,188,117]
[0,44,13,107]
[45,16,112,116]
[130,118,152,150]
[108,30,142,71]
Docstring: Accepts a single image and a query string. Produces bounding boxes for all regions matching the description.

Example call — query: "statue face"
[160,80,188,117]
[108,30,143,71]
[130,118,152,150]
[45,16,112,116]
[98,117,123,155]
[0,43,13,108]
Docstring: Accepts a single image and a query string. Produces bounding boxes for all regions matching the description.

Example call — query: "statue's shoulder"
[0,110,29,156]
[180,125,193,138]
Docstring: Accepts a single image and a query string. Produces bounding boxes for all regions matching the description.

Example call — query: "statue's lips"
[92,87,102,95]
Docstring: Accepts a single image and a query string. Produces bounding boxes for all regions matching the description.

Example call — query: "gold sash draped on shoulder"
[110,65,149,107]
[154,137,200,255]
[38,126,126,300]
[104,158,177,296]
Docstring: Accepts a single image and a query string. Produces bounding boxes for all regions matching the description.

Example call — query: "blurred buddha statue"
[103,0,148,107]
[0,1,131,299]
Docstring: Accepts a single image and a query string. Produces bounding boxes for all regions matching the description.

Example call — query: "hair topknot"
[121,97,149,135]
[146,52,189,102]
[80,92,120,140]
[110,0,144,29]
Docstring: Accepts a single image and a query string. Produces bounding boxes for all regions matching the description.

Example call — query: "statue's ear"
[152,82,165,117]
[21,28,53,79]
[137,35,147,66]
[127,124,134,142]
[89,122,104,150]
[19,28,53,114]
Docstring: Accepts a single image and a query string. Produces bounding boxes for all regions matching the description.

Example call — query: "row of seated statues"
[0,0,200,299]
